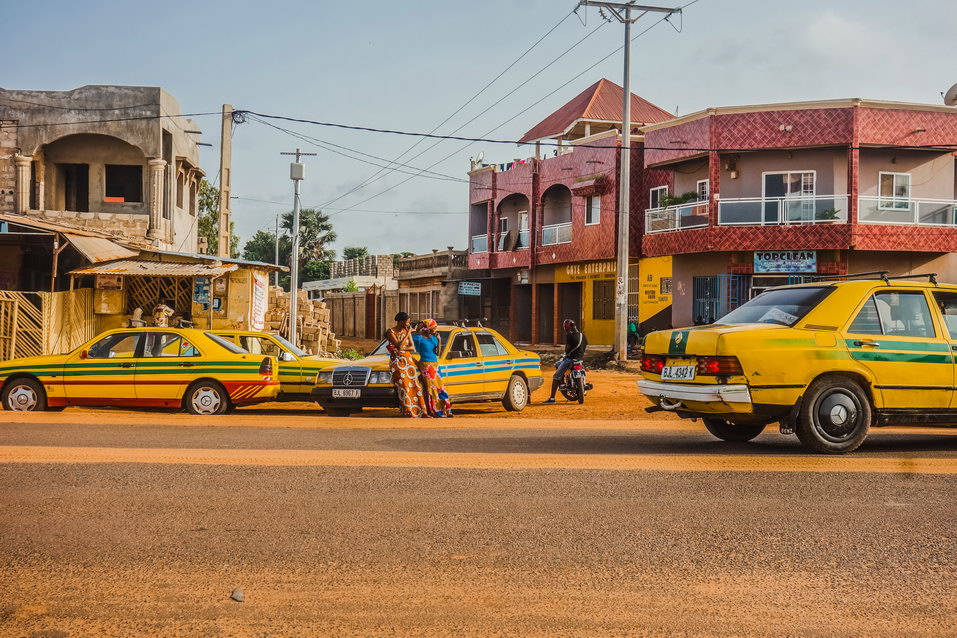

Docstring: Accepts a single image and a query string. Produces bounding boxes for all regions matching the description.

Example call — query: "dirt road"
[1,371,956,637]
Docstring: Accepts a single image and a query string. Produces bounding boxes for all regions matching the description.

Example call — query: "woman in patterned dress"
[413,319,453,418]
[385,312,428,418]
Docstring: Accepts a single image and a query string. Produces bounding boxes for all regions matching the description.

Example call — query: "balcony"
[718,195,848,226]
[470,234,488,253]
[859,197,957,226]
[645,202,709,234]
[541,222,572,246]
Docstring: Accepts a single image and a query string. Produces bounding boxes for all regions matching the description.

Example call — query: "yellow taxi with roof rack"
[0,327,279,415]
[638,272,957,453]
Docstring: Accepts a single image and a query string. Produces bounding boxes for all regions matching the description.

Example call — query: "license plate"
[661,365,696,381]
[332,389,360,398]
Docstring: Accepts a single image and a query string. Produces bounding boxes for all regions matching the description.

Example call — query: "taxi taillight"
[259,357,273,376]
[696,356,743,376]
[640,355,665,374]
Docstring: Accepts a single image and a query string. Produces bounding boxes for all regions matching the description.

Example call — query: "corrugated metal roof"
[519,79,673,143]
[63,234,139,263]
[69,259,238,277]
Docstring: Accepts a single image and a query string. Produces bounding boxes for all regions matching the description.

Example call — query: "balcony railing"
[541,222,572,246]
[518,229,530,249]
[859,197,957,226]
[470,234,488,253]
[718,195,848,226]
[645,202,709,234]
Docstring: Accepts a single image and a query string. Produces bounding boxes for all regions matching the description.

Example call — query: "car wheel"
[796,375,871,454]
[703,418,766,442]
[2,378,47,412]
[184,381,229,415]
[502,375,529,412]
[326,407,352,417]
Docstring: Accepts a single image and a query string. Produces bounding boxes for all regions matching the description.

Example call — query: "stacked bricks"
[264,286,340,356]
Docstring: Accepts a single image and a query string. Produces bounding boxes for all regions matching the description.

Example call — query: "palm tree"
[281,208,337,271]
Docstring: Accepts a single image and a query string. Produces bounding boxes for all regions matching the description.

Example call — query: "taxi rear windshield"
[717,286,833,327]
[204,332,247,354]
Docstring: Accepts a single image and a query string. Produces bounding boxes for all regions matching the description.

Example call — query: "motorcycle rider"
[543,319,588,404]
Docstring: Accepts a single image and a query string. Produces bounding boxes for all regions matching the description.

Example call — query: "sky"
[6,0,957,257]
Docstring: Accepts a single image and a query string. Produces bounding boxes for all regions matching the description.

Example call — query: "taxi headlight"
[370,371,392,384]
[317,371,334,385]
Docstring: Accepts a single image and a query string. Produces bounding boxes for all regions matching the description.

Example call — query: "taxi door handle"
[179,362,195,367]
[119,362,134,368]
[853,340,880,348]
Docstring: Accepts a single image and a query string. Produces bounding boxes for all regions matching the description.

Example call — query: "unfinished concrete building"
[0,85,205,252]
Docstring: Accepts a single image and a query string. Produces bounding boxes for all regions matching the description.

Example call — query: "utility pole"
[274,214,280,287]
[279,148,317,347]
[577,1,679,361]
[217,104,234,258]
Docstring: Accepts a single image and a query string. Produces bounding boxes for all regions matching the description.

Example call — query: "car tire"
[184,380,229,415]
[2,378,48,412]
[703,418,766,442]
[326,407,352,417]
[796,375,871,454]
[502,375,529,412]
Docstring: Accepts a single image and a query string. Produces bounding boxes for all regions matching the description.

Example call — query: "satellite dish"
[475,151,484,164]
[944,82,957,106]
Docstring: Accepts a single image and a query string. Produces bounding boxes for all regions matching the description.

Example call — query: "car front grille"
[332,367,372,387]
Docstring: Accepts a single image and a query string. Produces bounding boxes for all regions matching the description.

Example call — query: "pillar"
[147,158,167,242]
[848,100,861,225]
[13,154,31,214]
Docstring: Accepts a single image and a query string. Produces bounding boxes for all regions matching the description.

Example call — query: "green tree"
[280,208,337,272]
[342,279,359,292]
[343,246,369,260]
[197,179,239,257]
[242,230,281,265]
[241,208,336,291]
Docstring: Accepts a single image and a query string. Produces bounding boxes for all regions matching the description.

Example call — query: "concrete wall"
[848,251,957,283]
[671,252,734,328]
[672,159,709,199]
[718,149,846,199]
[0,121,16,214]
[858,150,955,199]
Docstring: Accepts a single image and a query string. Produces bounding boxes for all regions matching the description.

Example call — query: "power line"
[233,196,467,215]
[0,111,221,129]
[0,97,161,111]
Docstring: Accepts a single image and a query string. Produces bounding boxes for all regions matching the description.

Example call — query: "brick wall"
[30,210,150,240]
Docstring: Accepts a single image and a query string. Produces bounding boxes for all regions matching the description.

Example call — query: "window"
[660,277,673,296]
[650,186,668,210]
[585,196,600,225]
[476,333,509,357]
[204,332,247,354]
[932,292,957,339]
[447,332,477,359]
[142,333,200,358]
[696,179,709,201]
[189,180,198,215]
[593,279,615,320]
[879,172,911,210]
[88,333,140,359]
[176,173,185,209]
[241,336,282,357]
[719,287,833,326]
[104,165,143,203]
[497,217,510,251]
[849,291,935,338]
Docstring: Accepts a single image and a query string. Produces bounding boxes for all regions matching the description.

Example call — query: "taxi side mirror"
[79,350,88,360]
[280,351,296,362]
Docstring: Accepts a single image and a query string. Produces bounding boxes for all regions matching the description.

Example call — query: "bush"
[336,348,364,360]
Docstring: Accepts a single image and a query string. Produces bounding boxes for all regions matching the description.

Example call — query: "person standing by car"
[413,318,453,418]
[385,312,427,418]
[543,319,588,404]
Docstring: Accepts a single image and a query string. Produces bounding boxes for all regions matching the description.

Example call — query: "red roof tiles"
[519,78,673,143]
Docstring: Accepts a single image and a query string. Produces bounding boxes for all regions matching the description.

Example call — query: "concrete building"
[302,254,397,298]
[0,85,205,252]
[466,79,673,345]
[641,98,957,327]
[397,248,474,321]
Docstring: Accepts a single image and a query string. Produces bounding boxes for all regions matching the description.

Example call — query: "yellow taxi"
[638,275,957,454]
[0,327,279,415]
[312,325,543,416]
[212,330,339,402]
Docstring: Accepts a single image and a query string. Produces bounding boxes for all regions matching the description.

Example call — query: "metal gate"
[692,275,750,324]
[0,290,95,361]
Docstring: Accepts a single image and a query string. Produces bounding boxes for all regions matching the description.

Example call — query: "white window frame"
[878,171,912,211]
[585,195,601,225]
[760,170,817,199]
[696,179,709,201]
[649,186,668,210]
[499,216,508,233]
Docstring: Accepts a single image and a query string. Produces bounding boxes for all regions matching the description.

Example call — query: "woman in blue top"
[412,319,453,417]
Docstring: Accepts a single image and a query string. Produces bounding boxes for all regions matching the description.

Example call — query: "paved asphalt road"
[1,414,955,637]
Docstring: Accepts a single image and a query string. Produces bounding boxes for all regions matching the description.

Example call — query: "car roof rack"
[810,270,889,281]
[882,272,938,284]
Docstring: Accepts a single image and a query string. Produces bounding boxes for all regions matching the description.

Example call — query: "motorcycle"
[557,358,593,404]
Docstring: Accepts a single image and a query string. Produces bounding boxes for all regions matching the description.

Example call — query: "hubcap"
[512,381,527,406]
[191,387,222,415]
[814,389,860,442]
[7,385,38,411]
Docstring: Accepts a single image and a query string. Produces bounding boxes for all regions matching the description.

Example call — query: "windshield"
[204,332,247,354]
[271,334,307,358]
[717,286,833,326]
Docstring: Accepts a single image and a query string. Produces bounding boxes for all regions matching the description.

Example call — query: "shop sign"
[251,271,267,331]
[95,275,123,290]
[753,251,817,274]
[193,278,210,308]
[563,260,616,281]
[458,281,481,296]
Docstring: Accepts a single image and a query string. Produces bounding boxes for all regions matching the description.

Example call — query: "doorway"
[558,282,582,332]
[536,284,554,344]
[58,164,89,212]
[514,284,532,343]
